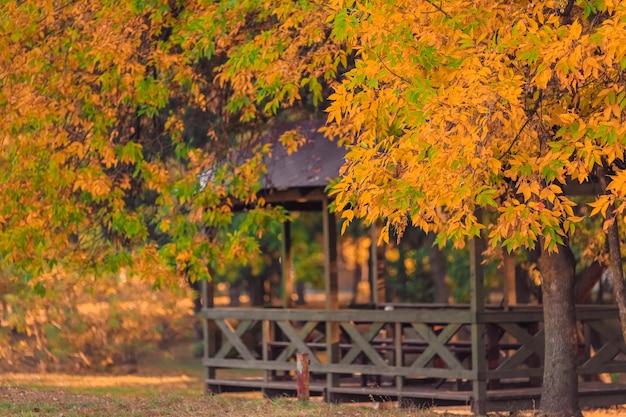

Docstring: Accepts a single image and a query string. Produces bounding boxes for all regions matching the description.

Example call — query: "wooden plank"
[341,323,385,364]
[394,321,403,390]
[206,377,325,392]
[408,323,465,371]
[578,362,626,375]
[495,325,544,370]
[203,358,296,371]
[204,356,473,379]
[213,319,254,360]
[484,367,545,379]
[503,250,516,309]
[262,319,270,384]
[578,343,620,374]
[281,220,293,308]
[214,319,256,362]
[321,363,474,379]
[296,353,310,401]
[274,320,320,363]
[323,196,340,396]
[576,307,621,321]
[477,311,544,323]
[496,344,540,371]
[203,280,217,386]
[202,307,472,323]
[274,320,321,365]
[339,321,387,368]
[327,385,472,402]
[202,300,620,321]
[258,187,327,206]
[586,319,626,350]
[469,232,488,416]
[369,222,386,305]
[323,197,339,312]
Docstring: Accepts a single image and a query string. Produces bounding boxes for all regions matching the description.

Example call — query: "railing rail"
[202,305,626,403]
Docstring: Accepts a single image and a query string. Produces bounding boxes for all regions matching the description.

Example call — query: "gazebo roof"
[261,120,346,190]
[256,119,347,210]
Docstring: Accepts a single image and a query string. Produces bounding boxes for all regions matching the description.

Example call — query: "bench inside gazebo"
[200,121,626,414]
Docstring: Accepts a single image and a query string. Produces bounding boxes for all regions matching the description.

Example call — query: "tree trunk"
[599,166,626,345]
[603,210,626,344]
[427,233,450,303]
[538,242,582,417]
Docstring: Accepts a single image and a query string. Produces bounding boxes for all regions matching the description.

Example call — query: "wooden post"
[281,220,293,308]
[369,222,386,306]
[470,228,488,415]
[323,197,340,400]
[394,321,403,391]
[263,319,270,384]
[503,250,516,309]
[296,353,310,401]
[202,279,217,393]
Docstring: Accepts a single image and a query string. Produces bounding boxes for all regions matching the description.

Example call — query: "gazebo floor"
[206,377,626,411]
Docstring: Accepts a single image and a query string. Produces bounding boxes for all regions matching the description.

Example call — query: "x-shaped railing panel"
[496,324,544,371]
[339,321,386,367]
[274,320,322,365]
[579,320,626,372]
[214,319,257,361]
[408,322,465,371]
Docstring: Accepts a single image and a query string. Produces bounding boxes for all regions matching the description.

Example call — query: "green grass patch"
[0,385,464,417]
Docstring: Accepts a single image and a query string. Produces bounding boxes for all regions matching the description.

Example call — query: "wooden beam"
[323,198,339,312]
[369,222,386,306]
[470,226,487,415]
[322,197,340,397]
[202,279,217,392]
[281,220,293,308]
[503,250,516,309]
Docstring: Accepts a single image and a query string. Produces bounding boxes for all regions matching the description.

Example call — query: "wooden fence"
[202,305,626,412]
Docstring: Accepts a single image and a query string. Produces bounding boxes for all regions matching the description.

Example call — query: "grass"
[0,385,464,417]
[0,343,461,417]
[1,342,623,416]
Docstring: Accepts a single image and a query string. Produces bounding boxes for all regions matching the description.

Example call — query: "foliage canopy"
[323,0,626,255]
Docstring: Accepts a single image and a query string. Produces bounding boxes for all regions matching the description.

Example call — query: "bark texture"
[599,166,626,345]
[538,243,583,417]
[604,213,626,345]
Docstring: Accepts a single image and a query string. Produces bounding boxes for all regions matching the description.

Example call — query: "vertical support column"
[394,321,404,391]
[470,230,487,415]
[263,319,270,384]
[323,197,340,400]
[369,223,386,306]
[503,250,516,310]
[296,353,310,401]
[202,279,217,393]
[281,220,293,308]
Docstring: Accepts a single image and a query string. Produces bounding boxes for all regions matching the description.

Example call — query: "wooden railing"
[201,305,626,407]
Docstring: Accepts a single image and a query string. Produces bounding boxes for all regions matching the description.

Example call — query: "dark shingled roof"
[260,119,346,191]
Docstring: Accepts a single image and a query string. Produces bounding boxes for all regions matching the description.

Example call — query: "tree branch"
[374,52,412,86]
[498,92,542,161]
[426,0,451,19]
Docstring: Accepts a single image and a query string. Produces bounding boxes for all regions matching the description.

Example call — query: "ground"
[0,343,624,417]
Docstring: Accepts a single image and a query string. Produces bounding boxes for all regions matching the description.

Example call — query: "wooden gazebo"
[201,121,626,414]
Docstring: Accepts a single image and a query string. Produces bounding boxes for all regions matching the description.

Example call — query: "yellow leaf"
[569,19,582,39]
[535,67,552,89]
[589,195,611,218]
